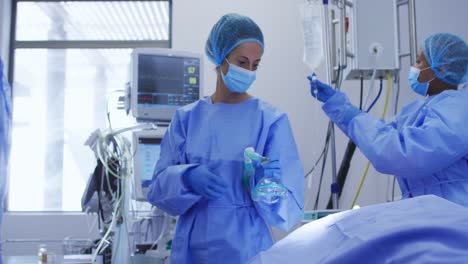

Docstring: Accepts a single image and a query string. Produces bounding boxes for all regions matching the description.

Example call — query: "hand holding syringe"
[307,73,336,102]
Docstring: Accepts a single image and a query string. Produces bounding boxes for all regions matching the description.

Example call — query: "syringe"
[311,72,318,97]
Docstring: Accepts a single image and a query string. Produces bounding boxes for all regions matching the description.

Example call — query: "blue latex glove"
[261,159,281,179]
[183,165,228,199]
[256,156,281,182]
[307,76,336,102]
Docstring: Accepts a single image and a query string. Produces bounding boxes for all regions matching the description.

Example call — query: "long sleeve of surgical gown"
[146,97,304,264]
[322,90,468,205]
[146,109,202,216]
[250,113,304,231]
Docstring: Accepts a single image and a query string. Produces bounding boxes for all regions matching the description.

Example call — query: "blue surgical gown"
[248,195,468,264]
[147,96,304,264]
[322,89,468,206]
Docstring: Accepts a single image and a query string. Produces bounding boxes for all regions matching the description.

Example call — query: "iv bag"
[299,0,324,70]
[299,0,326,186]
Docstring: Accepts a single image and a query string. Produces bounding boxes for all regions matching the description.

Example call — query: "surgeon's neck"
[427,79,458,96]
[212,76,251,104]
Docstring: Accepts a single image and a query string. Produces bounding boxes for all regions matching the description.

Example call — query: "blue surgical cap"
[422,33,468,86]
[205,13,264,66]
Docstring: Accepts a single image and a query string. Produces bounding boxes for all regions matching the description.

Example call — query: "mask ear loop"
[419,67,436,88]
[220,58,232,81]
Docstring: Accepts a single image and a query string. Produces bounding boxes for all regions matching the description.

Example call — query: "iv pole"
[322,0,339,209]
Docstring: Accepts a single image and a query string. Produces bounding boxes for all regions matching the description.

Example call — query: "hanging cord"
[91,129,133,263]
[105,89,126,130]
[366,78,384,113]
[313,122,332,210]
[304,136,329,179]
[359,75,364,110]
[363,66,378,110]
[350,73,392,208]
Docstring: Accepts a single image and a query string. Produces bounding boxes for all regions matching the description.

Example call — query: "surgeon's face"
[221,42,263,74]
[413,49,435,82]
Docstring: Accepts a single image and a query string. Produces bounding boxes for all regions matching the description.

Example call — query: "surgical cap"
[422,33,468,86]
[205,13,264,66]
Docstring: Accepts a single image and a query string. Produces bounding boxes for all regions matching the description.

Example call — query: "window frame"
[6,0,172,212]
[8,0,173,81]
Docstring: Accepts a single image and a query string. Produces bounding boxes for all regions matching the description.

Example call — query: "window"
[8,0,171,211]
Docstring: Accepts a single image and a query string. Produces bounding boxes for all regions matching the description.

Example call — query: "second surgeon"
[308,33,468,207]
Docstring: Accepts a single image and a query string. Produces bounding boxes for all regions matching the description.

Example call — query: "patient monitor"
[129,48,203,121]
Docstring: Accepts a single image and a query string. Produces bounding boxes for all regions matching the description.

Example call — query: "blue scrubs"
[248,195,468,264]
[147,96,304,264]
[323,89,468,206]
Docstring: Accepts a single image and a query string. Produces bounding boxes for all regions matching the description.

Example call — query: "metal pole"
[408,0,417,64]
[323,2,334,84]
[331,10,338,83]
[339,0,347,69]
[397,0,408,7]
[322,1,339,209]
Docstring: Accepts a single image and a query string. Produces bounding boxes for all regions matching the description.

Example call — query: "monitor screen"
[131,49,203,121]
[137,137,161,188]
[132,128,165,201]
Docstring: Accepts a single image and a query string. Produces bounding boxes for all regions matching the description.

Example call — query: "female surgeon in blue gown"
[147,13,304,264]
[308,32,468,207]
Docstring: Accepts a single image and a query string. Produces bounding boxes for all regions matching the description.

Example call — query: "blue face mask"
[221,59,256,93]
[408,66,434,96]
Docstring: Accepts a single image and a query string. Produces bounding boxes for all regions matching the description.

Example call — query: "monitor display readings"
[131,49,203,121]
[137,137,161,188]
[132,128,166,201]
